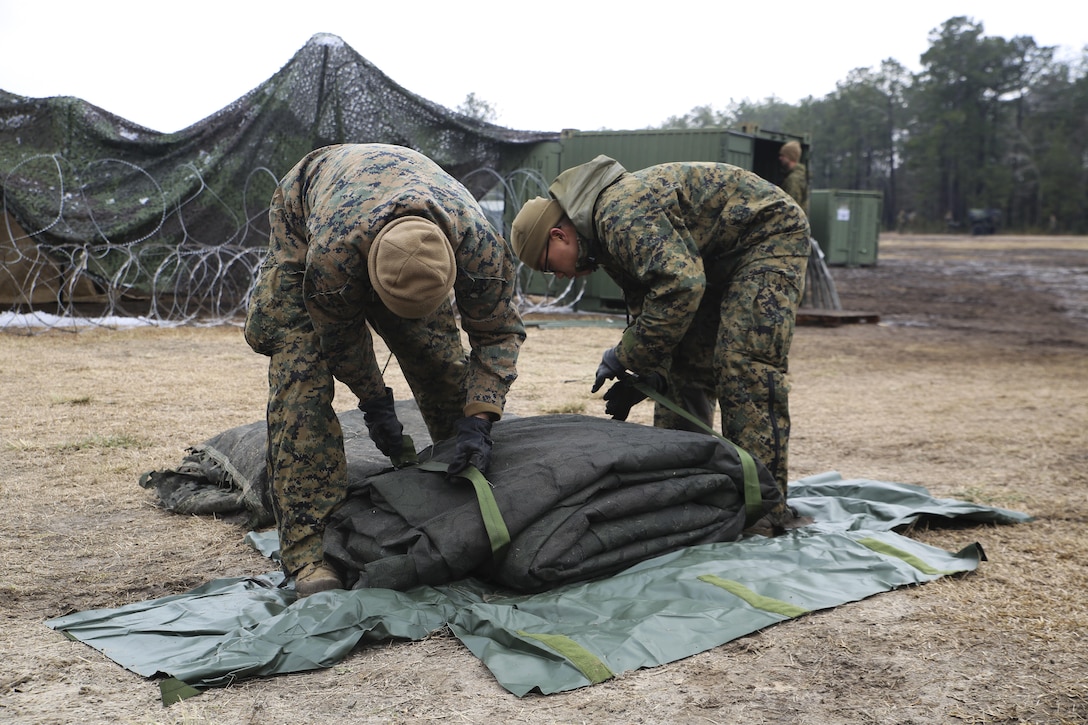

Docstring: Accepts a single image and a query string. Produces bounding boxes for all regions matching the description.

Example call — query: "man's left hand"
[359,387,404,458]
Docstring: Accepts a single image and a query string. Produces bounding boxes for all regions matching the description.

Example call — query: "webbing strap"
[389,434,420,469]
[697,574,810,618]
[417,461,510,559]
[629,378,764,522]
[516,630,614,684]
[857,537,956,576]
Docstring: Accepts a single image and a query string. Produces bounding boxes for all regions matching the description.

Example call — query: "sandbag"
[139,419,275,529]
[140,401,431,530]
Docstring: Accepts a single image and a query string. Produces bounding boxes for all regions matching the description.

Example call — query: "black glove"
[358,387,404,458]
[446,416,494,477]
[591,347,626,393]
[602,372,666,421]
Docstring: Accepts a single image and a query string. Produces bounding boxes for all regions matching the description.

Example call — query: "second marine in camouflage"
[778,140,809,214]
[511,155,809,524]
[245,143,525,595]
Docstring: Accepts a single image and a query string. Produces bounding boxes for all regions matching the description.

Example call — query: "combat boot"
[295,562,342,597]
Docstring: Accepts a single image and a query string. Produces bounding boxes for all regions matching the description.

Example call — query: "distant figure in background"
[778,141,808,215]
[244,144,525,596]
[945,210,958,231]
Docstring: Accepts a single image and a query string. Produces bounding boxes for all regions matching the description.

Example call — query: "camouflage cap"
[780,140,802,163]
[510,197,563,270]
[368,216,456,318]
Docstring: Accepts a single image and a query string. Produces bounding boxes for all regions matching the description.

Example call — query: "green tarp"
[47,472,1030,705]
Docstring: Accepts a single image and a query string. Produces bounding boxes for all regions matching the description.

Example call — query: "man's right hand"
[592,347,627,393]
[358,387,404,458]
[602,371,667,421]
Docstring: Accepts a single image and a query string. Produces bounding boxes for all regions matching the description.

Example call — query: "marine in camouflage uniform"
[510,156,809,519]
[778,140,809,214]
[245,144,525,584]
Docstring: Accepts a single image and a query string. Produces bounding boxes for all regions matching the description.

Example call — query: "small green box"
[808,190,883,266]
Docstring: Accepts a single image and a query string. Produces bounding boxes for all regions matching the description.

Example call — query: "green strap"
[697,574,810,618]
[389,434,420,469]
[630,378,764,522]
[857,537,957,576]
[417,461,510,559]
[516,630,614,684]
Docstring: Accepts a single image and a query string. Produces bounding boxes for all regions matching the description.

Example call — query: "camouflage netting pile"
[0,33,556,327]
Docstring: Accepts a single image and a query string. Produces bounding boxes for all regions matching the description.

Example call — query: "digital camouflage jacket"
[780,162,809,214]
[549,155,809,377]
[246,143,524,418]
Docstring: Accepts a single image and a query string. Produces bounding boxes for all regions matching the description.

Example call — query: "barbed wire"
[1,158,589,334]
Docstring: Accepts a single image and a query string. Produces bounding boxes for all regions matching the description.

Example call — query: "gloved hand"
[591,347,627,393]
[602,372,666,421]
[358,387,404,458]
[446,415,494,477]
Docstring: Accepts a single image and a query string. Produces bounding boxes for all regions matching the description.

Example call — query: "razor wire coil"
[2,158,581,333]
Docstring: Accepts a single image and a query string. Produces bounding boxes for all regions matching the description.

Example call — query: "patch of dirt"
[1,233,1086,724]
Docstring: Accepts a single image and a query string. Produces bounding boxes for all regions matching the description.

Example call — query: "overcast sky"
[0,1,1083,134]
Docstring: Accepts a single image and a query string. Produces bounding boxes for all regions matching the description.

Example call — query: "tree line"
[658,17,1088,234]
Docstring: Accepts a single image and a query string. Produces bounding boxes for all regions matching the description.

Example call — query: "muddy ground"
[1,233,1086,724]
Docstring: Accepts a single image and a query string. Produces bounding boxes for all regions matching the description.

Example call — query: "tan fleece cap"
[510,197,563,270]
[780,140,802,163]
[368,216,456,318]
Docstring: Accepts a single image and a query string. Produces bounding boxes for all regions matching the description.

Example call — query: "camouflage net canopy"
[0,33,557,330]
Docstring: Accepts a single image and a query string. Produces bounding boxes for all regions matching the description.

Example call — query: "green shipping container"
[808,190,883,266]
[507,126,804,198]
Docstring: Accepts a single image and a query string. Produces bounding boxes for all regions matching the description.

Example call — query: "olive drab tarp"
[0,33,556,312]
[49,467,1031,705]
[323,414,782,592]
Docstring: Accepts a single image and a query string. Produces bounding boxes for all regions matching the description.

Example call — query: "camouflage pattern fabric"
[780,162,809,214]
[550,158,809,505]
[244,144,525,574]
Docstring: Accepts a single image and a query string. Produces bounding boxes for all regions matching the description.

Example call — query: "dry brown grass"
[1,233,1086,724]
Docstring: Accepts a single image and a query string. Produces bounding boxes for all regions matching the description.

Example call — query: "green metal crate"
[808,189,883,267]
